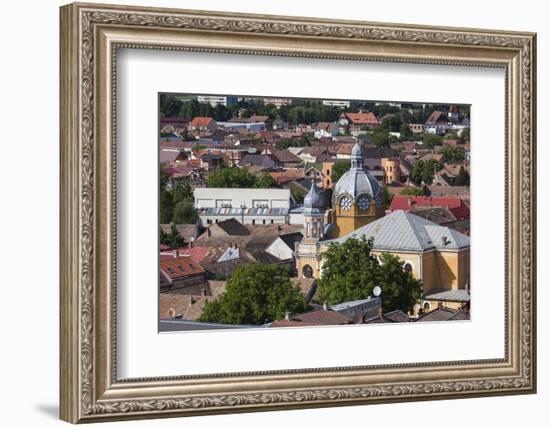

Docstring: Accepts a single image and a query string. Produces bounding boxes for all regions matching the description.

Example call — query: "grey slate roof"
[303,183,325,214]
[423,288,471,302]
[332,210,470,252]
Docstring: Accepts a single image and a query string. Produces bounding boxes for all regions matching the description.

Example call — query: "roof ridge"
[399,211,431,250]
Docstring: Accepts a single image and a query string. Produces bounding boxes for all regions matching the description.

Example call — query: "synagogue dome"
[333,142,382,201]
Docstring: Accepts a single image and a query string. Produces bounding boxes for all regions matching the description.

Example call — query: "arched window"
[403,262,413,274]
[303,264,313,278]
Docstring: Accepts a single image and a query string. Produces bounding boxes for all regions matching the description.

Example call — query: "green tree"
[411,159,442,185]
[399,187,424,196]
[317,237,422,313]
[181,127,195,141]
[159,226,169,245]
[380,114,402,132]
[255,173,277,188]
[159,170,170,190]
[399,122,413,140]
[440,146,465,162]
[454,166,470,186]
[383,186,393,209]
[199,263,308,325]
[331,162,351,184]
[371,129,392,147]
[159,190,174,224]
[161,223,185,248]
[459,127,470,143]
[422,134,443,148]
[376,253,423,314]
[173,199,197,224]
[159,95,182,118]
[172,182,193,205]
[318,237,381,306]
[207,167,257,188]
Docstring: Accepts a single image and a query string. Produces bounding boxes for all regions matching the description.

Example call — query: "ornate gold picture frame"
[60,2,536,423]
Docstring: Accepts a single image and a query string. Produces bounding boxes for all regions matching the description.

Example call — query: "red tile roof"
[190,116,215,128]
[160,255,206,281]
[390,196,470,220]
[343,112,379,125]
[425,110,446,125]
[161,247,212,264]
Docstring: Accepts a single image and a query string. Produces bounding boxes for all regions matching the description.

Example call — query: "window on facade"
[207,219,212,225]
[403,263,413,274]
[306,222,311,238]
[252,219,256,225]
[262,219,266,225]
[303,264,313,278]
[270,219,274,224]
[313,221,318,238]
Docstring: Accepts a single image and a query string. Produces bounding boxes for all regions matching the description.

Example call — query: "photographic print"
[158,94,471,331]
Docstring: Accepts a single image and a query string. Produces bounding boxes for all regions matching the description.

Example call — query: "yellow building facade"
[294,143,470,313]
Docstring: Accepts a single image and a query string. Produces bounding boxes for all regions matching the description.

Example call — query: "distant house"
[389,195,470,220]
[313,122,338,139]
[424,111,449,135]
[159,253,208,293]
[248,115,272,129]
[159,150,188,165]
[199,152,223,170]
[338,112,380,132]
[262,148,303,168]
[448,105,460,122]
[239,153,276,170]
[189,116,218,132]
[160,117,189,134]
[409,123,424,134]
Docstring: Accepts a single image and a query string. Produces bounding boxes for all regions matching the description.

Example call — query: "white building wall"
[194,188,291,209]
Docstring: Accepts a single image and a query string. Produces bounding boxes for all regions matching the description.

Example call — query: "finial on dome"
[303,179,324,212]
[351,142,363,169]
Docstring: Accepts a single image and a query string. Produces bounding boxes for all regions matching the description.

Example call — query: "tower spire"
[350,142,363,170]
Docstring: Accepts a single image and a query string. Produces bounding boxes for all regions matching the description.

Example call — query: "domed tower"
[330,143,385,238]
[302,182,326,243]
[294,181,326,279]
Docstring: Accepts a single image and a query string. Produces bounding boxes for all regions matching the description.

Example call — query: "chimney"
[168,308,176,319]
[173,250,179,258]
[323,302,329,311]
[284,311,292,321]
[407,197,412,206]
